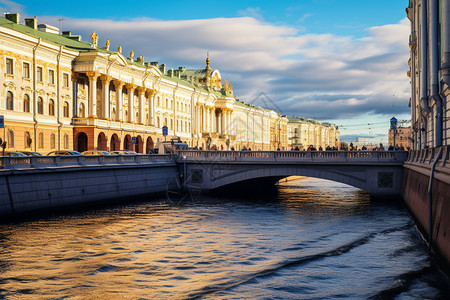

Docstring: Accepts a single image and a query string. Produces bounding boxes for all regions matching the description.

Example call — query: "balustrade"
[177,150,408,163]
[0,154,172,170]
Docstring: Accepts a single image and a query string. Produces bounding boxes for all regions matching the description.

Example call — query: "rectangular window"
[63,73,69,88]
[49,69,55,84]
[23,62,30,78]
[6,58,13,74]
[37,66,43,82]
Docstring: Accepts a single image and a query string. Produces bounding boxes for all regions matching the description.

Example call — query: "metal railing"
[0,154,173,170]
[176,150,409,163]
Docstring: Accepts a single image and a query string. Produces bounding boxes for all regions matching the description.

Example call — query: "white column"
[150,91,156,126]
[127,84,135,123]
[228,111,232,135]
[114,80,124,121]
[220,110,225,134]
[101,75,110,119]
[138,87,145,124]
[87,72,99,118]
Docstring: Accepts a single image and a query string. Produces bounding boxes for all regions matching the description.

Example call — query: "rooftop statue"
[129,49,134,60]
[90,32,98,48]
[105,38,110,51]
[118,44,122,54]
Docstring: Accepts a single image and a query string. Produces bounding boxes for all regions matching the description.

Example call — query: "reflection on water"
[0,177,449,299]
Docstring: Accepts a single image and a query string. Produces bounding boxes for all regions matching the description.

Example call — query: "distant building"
[287,116,340,150]
[388,127,411,149]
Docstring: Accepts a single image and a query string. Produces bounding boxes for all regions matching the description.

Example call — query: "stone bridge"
[176,150,409,197]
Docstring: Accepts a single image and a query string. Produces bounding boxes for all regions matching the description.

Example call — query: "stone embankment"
[0,154,178,217]
[402,146,450,268]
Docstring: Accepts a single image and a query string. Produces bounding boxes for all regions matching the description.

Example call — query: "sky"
[0,0,412,143]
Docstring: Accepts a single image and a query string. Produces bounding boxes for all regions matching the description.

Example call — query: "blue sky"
[1,0,411,143]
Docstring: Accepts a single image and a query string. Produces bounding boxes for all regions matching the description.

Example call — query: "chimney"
[159,64,166,75]
[5,13,20,24]
[25,17,37,29]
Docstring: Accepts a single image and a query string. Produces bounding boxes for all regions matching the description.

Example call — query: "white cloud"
[0,0,24,15]
[36,14,410,130]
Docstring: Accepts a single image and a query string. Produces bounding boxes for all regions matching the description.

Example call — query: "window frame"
[5,58,14,75]
[49,99,55,116]
[6,91,13,110]
[37,97,44,114]
[23,62,30,79]
[63,101,70,118]
[36,66,43,82]
[63,73,70,88]
[48,69,55,85]
[23,94,30,112]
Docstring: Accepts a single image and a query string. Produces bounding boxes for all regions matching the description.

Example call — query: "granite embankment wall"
[402,146,450,268]
[0,155,178,217]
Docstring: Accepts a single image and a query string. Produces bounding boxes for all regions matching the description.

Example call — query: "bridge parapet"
[177,150,408,164]
[0,154,172,170]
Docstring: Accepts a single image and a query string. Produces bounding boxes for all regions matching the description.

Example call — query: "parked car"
[81,150,111,155]
[1,151,26,157]
[18,151,43,156]
[110,150,137,155]
[47,150,83,156]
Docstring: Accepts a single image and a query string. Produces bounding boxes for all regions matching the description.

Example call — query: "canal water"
[0,177,449,299]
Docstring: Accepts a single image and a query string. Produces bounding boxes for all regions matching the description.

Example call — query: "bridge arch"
[180,150,407,197]
[207,166,374,194]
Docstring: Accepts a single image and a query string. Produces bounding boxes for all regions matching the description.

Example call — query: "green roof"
[0,16,115,54]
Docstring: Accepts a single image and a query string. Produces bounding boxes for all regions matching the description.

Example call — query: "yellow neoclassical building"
[287,116,340,150]
[0,13,290,154]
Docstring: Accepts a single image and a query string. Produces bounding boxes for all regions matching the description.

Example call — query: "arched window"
[164,118,168,127]
[64,133,69,149]
[165,98,168,108]
[23,94,30,112]
[157,96,160,106]
[37,97,43,114]
[79,102,85,118]
[38,132,44,148]
[49,99,55,116]
[50,133,56,149]
[6,91,13,110]
[157,117,160,128]
[63,101,69,117]
[24,132,31,148]
[7,129,14,148]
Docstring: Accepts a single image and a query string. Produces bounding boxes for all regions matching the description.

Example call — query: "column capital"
[113,80,124,89]
[125,83,136,91]
[137,86,146,95]
[146,88,157,97]
[86,71,100,81]
[100,74,111,84]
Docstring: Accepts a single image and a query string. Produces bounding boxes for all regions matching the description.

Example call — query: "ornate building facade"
[407,0,450,149]
[287,116,340,150]
[0,13,289,154]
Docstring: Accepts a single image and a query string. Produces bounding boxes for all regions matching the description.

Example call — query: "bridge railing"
[406,145,450,168]
[0,154,173,170]
[176,150,408,163]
